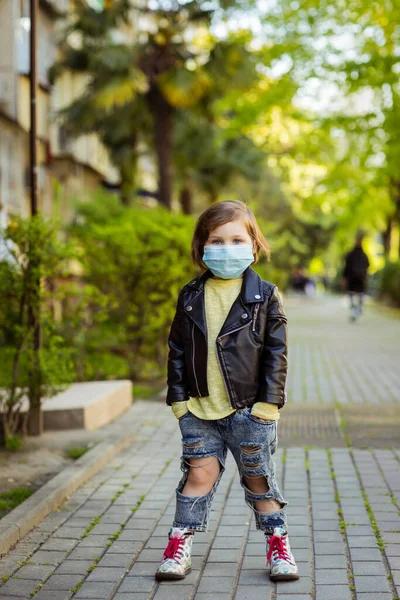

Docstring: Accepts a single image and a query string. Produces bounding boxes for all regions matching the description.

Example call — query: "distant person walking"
[342,231,370,322]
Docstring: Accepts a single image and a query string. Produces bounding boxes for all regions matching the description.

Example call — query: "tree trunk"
[27,402,43,436]
[119,137,137,206]
[383,215,393,258]
[179,186,192,215]
[27,254,43,436]
[147,88,174,209]
[28,355,43,436]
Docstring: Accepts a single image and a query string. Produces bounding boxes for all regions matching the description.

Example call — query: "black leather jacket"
[166,266,288,410]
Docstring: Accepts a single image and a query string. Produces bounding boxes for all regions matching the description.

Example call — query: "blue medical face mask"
[202,244,254,279]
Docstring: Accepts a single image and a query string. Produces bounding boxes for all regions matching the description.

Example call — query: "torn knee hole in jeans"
[243,473,270,492]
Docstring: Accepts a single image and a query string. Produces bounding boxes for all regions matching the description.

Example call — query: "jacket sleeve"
[256,285,288,409]
[166,289,189,405]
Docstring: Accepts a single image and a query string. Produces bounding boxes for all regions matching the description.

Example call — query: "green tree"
[0,217,74,443]
[174,111,265,212]
[52,1,260,208]
[262,0,399,261]
[50,1,150,205]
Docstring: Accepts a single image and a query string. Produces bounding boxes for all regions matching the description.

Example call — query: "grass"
[334,401,351,447]
[30,582,43,596]
[132,382,164,400]
[111,489,125,503]
[159,458,172,476]
[326,449,356,594]
[107,529,122,547]
[70,581,83,594]
[86,556,101,574]
[0,487,34,513]
[66,446,90,460]
[361,489,386,552]
[131,493,146,513]
[80,516,101,539]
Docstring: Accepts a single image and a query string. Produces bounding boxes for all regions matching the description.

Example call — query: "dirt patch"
[0,428,109,497]
[0,447,70,495]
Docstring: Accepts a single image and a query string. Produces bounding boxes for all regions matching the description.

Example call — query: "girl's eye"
[210,239,243,244]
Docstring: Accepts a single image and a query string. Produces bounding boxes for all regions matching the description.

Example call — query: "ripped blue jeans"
[173,407,288,534]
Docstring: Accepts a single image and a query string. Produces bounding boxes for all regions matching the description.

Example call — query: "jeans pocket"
[243,407,277,451]
[178,411,193,431]
[179,411,191,422]
[245,406,276,426]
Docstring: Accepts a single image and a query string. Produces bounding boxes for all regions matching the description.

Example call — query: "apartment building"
[0,0,119,226]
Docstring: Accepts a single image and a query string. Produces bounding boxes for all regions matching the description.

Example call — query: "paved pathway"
[285,294,400,406]
[0,296,399,600]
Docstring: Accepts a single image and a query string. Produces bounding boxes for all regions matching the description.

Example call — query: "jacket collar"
[187,266,263,305]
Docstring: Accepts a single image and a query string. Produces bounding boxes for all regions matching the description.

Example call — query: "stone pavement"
[0,295,399,600]
[285,294,400,406]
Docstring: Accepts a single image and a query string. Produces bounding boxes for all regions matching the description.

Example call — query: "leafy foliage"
[377,260,400,306]
[64,194,196,380]
[0,217,75,447]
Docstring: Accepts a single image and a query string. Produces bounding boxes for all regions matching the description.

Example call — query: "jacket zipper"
[216,347,234,409]
[252,303,260,332]
[191,322,201,397]
[217,322,250,409]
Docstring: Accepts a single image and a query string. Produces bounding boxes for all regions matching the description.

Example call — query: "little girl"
[155,200,299,582]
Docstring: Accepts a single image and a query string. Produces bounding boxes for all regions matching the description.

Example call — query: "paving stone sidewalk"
[0,296,399,600]
[0,400,399,600]
[285,294,400,406]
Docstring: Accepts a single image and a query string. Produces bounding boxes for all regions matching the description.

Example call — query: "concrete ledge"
[2,380,133,431]
[0,402,139,557]
[43,380,133,430]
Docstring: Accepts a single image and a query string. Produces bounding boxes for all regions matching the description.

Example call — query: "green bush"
[64,194,196,381]
[3,433,23,452]
[378,260,400,306]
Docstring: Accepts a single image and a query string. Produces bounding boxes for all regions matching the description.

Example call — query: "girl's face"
[205,219,254,250]
[204,219,255,279]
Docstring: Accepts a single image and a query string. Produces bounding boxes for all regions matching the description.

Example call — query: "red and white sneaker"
[155,527,194,580]
[266,526,299,581]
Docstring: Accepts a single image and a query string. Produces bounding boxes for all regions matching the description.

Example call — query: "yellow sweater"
[171,276,279,422]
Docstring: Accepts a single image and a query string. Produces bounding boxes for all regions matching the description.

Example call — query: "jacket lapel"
[184,267,264,337]
[183,270,212,336]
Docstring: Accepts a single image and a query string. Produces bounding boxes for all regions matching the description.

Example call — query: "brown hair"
[191,200,270,270]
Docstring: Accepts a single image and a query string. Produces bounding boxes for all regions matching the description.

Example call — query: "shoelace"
[267,533,292,564]
[163,535,186,561]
